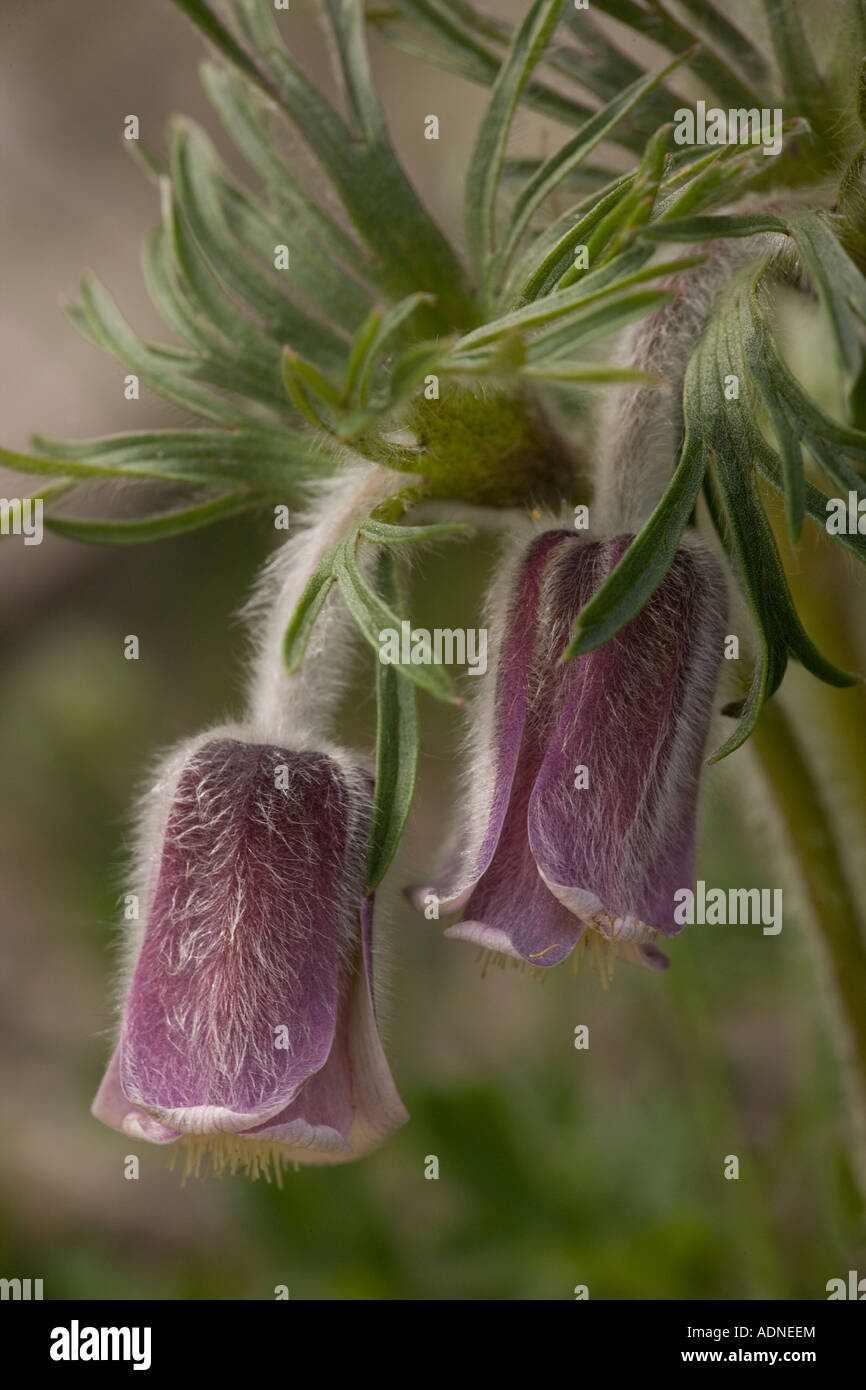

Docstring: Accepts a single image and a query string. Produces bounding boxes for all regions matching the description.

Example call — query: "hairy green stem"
[752,696,866,1205]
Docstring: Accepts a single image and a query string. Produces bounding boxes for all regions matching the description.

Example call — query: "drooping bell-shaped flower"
[93,733,407,1177]
[409,531,728,972]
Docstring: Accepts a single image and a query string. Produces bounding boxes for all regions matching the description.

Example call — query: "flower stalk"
[751,696,866,1205]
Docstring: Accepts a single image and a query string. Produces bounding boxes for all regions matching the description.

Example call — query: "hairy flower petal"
[411,531,727,972]
[93,737,406,1169]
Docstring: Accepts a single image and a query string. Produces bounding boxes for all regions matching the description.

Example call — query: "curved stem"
[751,695,866,1205]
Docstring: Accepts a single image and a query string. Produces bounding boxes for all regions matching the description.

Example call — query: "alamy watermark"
[378,620,488,675]
[673,101,783,157]
[674,880,783,935]
[825,491,866,535]
[827,1269,866,1299]
[50,1321,152,1371]
[0,1276,43,1300]
[0,497,42,545]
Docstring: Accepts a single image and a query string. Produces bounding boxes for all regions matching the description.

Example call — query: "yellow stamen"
[166,1134,290,1186]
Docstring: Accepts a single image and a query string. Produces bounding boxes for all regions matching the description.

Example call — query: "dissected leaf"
[282,546,340,672]
[44,492,258,544]
[358,518,469,544]
[334,535,459,702]
[366,549,419,890]
[465,0,562,289]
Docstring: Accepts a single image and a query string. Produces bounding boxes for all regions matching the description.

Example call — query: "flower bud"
[409,532,728,972]
[93,734,407,1177]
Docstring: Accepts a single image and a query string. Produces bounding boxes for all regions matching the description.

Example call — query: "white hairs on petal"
[116,723,373,1012]
[531,532,729,932]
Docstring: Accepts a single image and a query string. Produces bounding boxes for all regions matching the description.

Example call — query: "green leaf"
[564,435,707,660]
[465,0,563,289]
[657,121,808,222]
[44,492,258,544]
[501,156,611,198]
[142,223,291,420]
[709,437,856,760]
[334,536,459,702]
[394,0,509,47]
[671,0,772,96]
[382,0,763,134]
[454,254,694,354]
[72,274,251,427]
[508,176,635,305]
[353,293,436,406]
[603,120,673,246]
[143,224,208,346]
[374,0,596,131]
[282,548,339,672]
[495,50,694,289]
[641,213,787,242]
[169,0,277,96]
[370,14,502,88]
[170,122,348,371]
[680,260,861,755]
[280,350,339,431]
[160,181,289,379]
[231,0,475,330]
[388,340,450,403]
[738,273,866,506]
[322,0,396,144]
[558,12,678,128]
[754,442,866,566]
[282,350,342,409]
[762,0,828,135]
[553,196,654,296]
[0,448,74,482]
[523,288,676,362]
[0,480,75,542]
[22,429,332,493]
[200,61,374,280]
[788,211,866,381]
[741,312,806,541]
[344,307,384,405]
[358,518,469,544]
[598,0,768,110]
[217,172,372,341]
[366,549,419,890]
[800,430,866,500]
[519,362,662,385]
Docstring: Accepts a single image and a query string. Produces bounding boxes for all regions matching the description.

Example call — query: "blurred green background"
[1,0,865,1300]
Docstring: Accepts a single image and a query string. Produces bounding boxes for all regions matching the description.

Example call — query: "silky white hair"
[591,190,823,534]
[243,462,411,745]
[120,733,374,1105]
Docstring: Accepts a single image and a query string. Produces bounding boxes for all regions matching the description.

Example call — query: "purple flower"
[92,736,407,1176]
[409,532,728,972]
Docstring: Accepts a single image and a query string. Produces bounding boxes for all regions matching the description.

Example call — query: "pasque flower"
[409,531,728,972]
[92,733,407,1176]
[5,0,862,1211]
